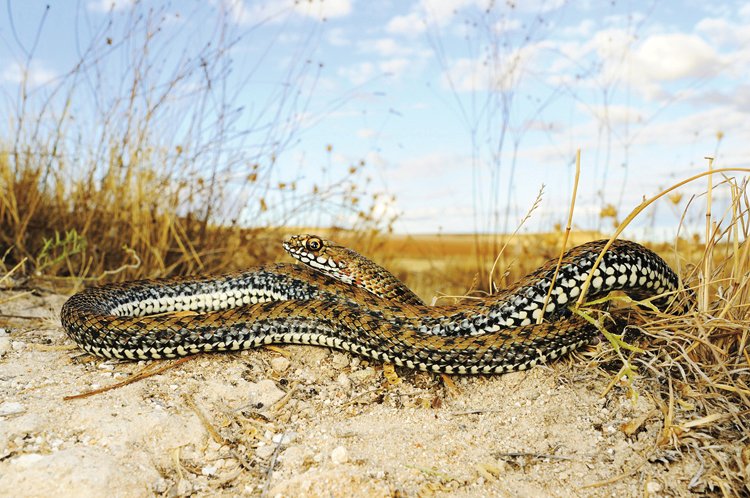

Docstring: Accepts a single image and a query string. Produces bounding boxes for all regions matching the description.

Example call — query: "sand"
[0,290,717,497]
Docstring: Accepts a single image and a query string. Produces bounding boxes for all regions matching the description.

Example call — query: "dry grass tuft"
[624,173,747,494]
[0,5,388,290]
[576,171,750,495]
[376,168,750,495]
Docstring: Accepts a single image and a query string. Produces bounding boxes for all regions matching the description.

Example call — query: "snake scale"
[61,235,682,374]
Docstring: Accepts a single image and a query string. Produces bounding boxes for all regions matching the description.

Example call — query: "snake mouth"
[284,242,340,275]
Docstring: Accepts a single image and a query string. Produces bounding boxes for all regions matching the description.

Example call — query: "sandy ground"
[0,290,709,497]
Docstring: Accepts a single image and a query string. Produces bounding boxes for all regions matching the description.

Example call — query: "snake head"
[284,233,424,305]
[283,234,349,279]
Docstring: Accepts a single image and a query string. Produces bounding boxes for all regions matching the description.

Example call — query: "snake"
[61,235,683,374]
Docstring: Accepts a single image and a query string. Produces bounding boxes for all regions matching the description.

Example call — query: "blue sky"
[2,0,749,237]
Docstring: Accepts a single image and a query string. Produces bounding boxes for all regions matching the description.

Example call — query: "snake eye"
[306,237,322,252]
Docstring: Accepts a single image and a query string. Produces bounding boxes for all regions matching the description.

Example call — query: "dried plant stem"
[487,185,544,293]
[703,157,714,312]
[63,357,194,400]
[716,182,750,321]
[0,257,26,287]
[183,393,226,445]
[539,149,580,324]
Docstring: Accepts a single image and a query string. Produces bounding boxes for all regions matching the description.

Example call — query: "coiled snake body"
[61,236,681,374]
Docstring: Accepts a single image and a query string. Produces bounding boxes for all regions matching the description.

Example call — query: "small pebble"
[270,357,290,373]
[336,373,351,390]
[11,341,26,351]
[0,336,10,356]
[645,481,662,493]
[281,448,308,472]
[0,401,25,417]
[10,453,43,466]
[331,446,348,465]
[272,432,295,444]
[151,478,169,494]
[175,479,193,496]
[349,367,375,383]
[201,465,218,476]
[331,353,350,370]
[255,444,276,459]
[247,379,285,410]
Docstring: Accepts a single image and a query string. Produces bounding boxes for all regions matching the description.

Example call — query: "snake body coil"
[61,237,682,374]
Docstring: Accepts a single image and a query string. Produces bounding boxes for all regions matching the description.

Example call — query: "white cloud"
[386,12,427,36]
[219,0,257,25]
[582,30,727,100]
[379,58,411,77]
[219,0,351,25]
[516,141,573,165]
[359,37,431,59]
[419,0,479,24]
[696,16,750,47]
[86,0,136,12]
[558,18,594,38]
[523,103,750,164]
[442,45,537,92]
[2,61,57,87]
[444,58,483,91]
[588,28,634,66]
[419,0,561,24]
[632,34,723,82]
[580,104,646,127]
[326,28,349,46]
[338,62,376,85]
[356,128,377,139]
[292,0,351,19]
[386,0,486,35]
[337,57,414,84]
[387,0,562,37]
[493,18,522,34]
[626,106,749,147]
[516,0,565,14]
[370,38,403,57]
[697,84,750,112]
[384,151,466,183]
